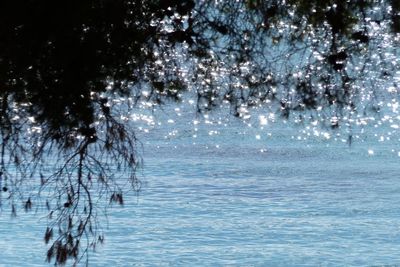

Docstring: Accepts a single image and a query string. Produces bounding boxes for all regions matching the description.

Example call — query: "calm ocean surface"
[1,104,400,266]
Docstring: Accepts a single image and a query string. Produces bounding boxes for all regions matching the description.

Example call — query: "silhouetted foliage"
[0,0,399,265]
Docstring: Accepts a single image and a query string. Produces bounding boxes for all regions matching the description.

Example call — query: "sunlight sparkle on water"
[259,115,268,125]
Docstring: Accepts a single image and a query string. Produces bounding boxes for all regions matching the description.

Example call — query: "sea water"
[1,103,400,266]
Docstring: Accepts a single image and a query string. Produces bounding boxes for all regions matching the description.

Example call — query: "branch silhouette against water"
[0,0,399,265]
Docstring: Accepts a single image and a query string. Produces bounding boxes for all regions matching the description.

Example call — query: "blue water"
[1,105,400,266]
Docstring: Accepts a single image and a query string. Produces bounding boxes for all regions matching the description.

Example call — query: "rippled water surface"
[1,108,400,266]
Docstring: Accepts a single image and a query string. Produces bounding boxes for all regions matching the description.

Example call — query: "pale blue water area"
[1,104,400,266]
